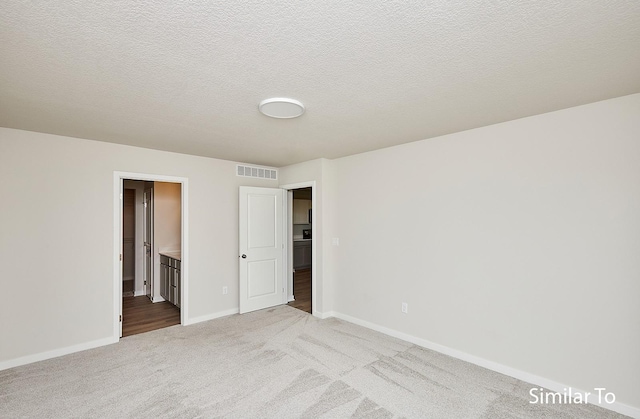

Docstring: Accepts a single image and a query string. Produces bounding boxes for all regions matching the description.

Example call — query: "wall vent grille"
[236,165,277,180]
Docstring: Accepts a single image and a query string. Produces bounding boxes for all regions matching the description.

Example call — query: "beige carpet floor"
[0,305,627,418]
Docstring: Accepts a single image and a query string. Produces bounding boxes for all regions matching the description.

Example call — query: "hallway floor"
[288,268,311,314]
[122,295,180,337]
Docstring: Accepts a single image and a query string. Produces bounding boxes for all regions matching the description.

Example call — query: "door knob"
[241,254,247,259]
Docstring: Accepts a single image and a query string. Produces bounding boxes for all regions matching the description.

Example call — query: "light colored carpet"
[0,305,627,418]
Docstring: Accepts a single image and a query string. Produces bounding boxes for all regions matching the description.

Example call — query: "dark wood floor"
[122,295,180,337]
[288,268,311,314]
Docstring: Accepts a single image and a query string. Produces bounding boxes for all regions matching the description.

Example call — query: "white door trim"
[113,171,189,340]
[286,190,294,302]
[279,181,317,317]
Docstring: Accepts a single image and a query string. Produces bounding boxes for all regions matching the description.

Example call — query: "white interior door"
[239,186,285,314]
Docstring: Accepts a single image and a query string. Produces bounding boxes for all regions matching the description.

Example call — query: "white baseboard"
[184,308,239,326]
[4,309,636,417]
[328,311,639,419]
[0,336,118,372]
[134,290,145,297]
[315,310,335,319]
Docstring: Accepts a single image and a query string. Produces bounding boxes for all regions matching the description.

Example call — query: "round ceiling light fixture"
[259,98,305,119]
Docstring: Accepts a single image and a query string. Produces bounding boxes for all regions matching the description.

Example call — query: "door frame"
[143,184,153,300]
[123,180,146,296]
[280,181,317,317]
[113,171,189,340]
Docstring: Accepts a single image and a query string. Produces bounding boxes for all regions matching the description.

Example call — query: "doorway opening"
[114,172,189,340]
[285,185,314,315]
[237,183,316,317]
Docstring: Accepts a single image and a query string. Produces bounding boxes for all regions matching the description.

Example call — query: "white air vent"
[236,165,277,180]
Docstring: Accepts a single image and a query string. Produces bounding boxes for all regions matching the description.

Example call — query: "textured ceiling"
[1,1,639,167]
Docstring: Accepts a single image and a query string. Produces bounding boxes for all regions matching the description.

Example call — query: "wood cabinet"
[293,199,311,224]
[160,258,170,301]
[293,240,311,269]
[160,254,181,308]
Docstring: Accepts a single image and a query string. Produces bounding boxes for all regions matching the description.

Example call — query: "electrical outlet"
[222,286,228,295]
[332,238,340,246]
[401,302,408,314]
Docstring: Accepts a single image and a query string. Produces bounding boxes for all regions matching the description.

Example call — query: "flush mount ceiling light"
[259,98,305,119]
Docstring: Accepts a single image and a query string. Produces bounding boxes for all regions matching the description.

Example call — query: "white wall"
[330,94,640,409]
[0,128,277,364]
[154,182,181,253]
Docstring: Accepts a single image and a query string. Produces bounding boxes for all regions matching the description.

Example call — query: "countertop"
[159,251,181,260]
[293,238,312,242]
